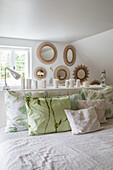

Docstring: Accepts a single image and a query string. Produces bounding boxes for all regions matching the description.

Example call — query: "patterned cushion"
[65,107,102,135]
[25,97,71,135]
[70,93,85,110]
[5,90,46,132]
[77,99,107,123]
[82,86,113,118]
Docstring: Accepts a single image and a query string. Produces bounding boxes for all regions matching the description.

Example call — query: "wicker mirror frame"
[73,65,89,83]
[63,45,76,66]
[37,42,57,64]
[54,65,70,84]
[34,67,47,80]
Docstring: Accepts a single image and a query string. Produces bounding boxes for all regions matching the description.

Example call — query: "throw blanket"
[0,122,113,170]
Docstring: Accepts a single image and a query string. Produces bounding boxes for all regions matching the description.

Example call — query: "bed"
[0,120,113,170]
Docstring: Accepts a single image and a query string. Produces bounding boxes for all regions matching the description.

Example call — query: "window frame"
[0,45,32,88]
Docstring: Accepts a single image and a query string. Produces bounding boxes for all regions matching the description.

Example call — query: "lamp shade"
[7,68,21,79]
[3,67,21,90]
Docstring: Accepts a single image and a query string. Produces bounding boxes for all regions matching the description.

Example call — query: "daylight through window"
[0,46,30,86]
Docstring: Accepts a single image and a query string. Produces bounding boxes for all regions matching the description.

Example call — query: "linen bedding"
[0,120,113,170]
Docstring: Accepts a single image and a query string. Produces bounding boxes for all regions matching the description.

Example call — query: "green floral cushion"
[25,97,71,135]
[5,90,46,132]
[70,93,85,110]
[82,86,113,118]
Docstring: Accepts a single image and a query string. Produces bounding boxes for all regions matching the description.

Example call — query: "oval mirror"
[37,42,57,64]
[67,49,73,63]
[63,45,76,66]
[34,67,47,80]
[77,69,85,79]
[54,65,70,84]
[73,65,89,83]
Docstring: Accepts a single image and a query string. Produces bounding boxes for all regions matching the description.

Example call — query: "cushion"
[5,90,46,132]
[70,93,85,110]
[47,93,85,110]
[77,99,107,123]
[25,97,71,135]
[65,107,102,135]
[82,86,113,118]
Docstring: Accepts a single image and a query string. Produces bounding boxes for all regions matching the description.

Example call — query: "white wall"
[72,29,113,85]
[0,38,76,86]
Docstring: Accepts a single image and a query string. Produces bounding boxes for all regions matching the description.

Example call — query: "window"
[0,46,31,87]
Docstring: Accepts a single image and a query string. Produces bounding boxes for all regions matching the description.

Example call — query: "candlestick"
[33,80,38,89]
[21,77,25,89]
[26,79,32,89]
[83,81,89,87]
[70,79,75,88]
[76,79,80,87]
[65,80,69,88]
[53,79,59,88]
[41,79,46,88]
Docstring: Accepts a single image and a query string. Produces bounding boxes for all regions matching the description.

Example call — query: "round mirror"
[67,49,73,63]
[57,69,67,80]
[54,65,70,84]
[77,69,85,79]
[73,65,89,83]
[63,45,76,66]
[37,70,44,77]
[37,42,57,64]
[41,46,54,61]
[34,67,47,80]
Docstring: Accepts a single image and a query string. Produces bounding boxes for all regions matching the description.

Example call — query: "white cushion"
[65,107,102,135]
[5,90,46,132]
[77,99,107,123]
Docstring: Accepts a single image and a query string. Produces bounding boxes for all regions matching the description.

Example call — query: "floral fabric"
[82,86,113,118]
[5,90,46,132]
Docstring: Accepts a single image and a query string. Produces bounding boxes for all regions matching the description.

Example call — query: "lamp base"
[3,86,10,90]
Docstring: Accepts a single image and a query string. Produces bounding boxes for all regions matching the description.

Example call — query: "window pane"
[0,47,29,87]
[14,50,27,80]
[15,50,26,61]
[0,49,11,61]
[0,49,11,85]
[15,62,25,71]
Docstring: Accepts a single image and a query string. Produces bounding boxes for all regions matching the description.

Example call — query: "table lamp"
[3,67,21,90]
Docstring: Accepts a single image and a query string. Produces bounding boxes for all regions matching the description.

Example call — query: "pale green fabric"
[82,86,113,118]
[5,90,46,132]
[70,93,85,110]
[25,97,71,135]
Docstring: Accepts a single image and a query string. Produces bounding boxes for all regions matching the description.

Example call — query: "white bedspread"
[0,120,113,170]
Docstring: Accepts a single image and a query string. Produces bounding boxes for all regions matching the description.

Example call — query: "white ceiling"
[0,0,113,42]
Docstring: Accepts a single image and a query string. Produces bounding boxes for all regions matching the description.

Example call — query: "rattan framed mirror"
[34,67,47,80]
[73,65,89,83]
[54,65,70,84]
[63,45,76,66]
[37,42,57,64]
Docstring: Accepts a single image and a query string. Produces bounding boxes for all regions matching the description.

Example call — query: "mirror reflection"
[37,70,44,77]
[58,70,66,80]
[67,49,73,62]
[34,67,47,80]
[77,69,85,79]
[41,46,54,61]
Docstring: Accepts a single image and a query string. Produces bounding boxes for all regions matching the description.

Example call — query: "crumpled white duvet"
[0,121,113,170]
